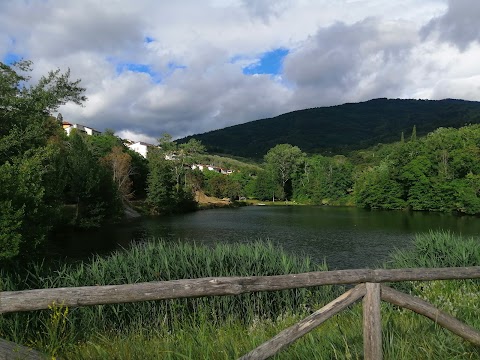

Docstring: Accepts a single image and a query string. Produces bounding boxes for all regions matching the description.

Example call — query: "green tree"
[411,125,417,141]
[0,147,62,258]
[0,60,86,259]
[203,171,242,200]
[85,131,124,158]
[65,132,122,227]
[127,149,149,199]
[354,161,406,210]
[264,144,305,200]
[158,134,205,191]
[297,155,353,204]
[253,170,282,201]
[146,148,177,214]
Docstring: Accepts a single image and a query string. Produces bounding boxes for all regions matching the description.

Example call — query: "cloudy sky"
[1,0,480,143]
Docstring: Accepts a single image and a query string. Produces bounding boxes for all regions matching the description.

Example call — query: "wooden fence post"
[363,282,382,360]
[239,284,366,360]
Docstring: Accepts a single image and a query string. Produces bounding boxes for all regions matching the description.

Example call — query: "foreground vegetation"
[0,241,333,357]
[1,231,479,359]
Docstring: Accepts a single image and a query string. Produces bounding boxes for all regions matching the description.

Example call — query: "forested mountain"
[179,98,480,158]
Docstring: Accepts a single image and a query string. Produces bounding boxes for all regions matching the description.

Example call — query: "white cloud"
[2,0,479,140]
[283,18,419,107]
[116,130,158,145]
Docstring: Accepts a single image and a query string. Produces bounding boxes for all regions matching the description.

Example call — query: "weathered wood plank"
[1,267,479,314]
[363,283,382,360]
[381,285,480,346]
[238,284,366,360]
[0,338,48,360]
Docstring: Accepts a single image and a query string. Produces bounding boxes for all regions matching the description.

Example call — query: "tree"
[0,60,86,259]
[85,131,123,158]
[65,132,123,227]
[158,134,205,191]
[0,151,59,259]
[253,169,283,201]
[411,125,417,141]
[101,146,134,202]
[298,155,354,204]
[354,161,406,210]
[146,148,177,213]
[264,144,305,200]
[127,149,149,199]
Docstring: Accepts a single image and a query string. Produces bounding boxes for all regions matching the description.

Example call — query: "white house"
[191,164,205,171]
[191,164,234,174]
[126,141,155,158]
[164,153,179,161]
[62,122,101,136]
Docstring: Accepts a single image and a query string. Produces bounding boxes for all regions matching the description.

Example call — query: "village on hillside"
[61,121,235,175]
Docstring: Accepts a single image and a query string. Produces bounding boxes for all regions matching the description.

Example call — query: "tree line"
[248,124,480,217]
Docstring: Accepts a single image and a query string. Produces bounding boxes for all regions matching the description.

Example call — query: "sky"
[1,0,480,144]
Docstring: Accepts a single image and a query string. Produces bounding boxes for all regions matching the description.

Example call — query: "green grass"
[63,302,480,359]
[1,231,479,359]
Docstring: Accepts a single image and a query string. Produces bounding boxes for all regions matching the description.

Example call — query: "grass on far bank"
[1,231,479,359]
[241,199,306,206]
[241,196,355,207]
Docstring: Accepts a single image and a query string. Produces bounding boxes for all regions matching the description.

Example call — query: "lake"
[51,206,480,269]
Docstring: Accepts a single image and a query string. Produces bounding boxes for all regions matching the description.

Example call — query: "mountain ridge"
[178,98,480,158]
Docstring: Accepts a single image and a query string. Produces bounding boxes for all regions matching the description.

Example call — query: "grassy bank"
[1,232,479,359]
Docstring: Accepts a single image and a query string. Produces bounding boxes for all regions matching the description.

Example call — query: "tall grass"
[388,230,480,268]
[388,231,480,319]
[0,240,334,349]
[2,231,479,359]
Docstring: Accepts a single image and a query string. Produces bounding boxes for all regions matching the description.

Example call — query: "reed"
[0,240,334,348]
[388,230,480,269]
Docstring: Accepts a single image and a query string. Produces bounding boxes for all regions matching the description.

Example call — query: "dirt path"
[195,190,231,207]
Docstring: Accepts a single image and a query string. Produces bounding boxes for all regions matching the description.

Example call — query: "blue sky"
[114,60,186,84]
[243,48,289,76]
[3,52,22,65]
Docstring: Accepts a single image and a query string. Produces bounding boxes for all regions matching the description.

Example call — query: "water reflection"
[50,206,480,269]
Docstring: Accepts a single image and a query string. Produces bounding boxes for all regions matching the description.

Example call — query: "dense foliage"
[0,61,148,260]
[146,136,206,214]
[0,61,86,259]
[179,98,480,158]
[354,125,480,213]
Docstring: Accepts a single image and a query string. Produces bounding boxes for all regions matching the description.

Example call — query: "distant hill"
[178,98,480,159]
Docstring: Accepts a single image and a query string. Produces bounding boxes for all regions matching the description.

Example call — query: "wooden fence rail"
[1,266,479,360]
[2,267,479,314]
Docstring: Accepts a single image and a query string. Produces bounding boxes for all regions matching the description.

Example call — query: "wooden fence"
[1,266,479,359]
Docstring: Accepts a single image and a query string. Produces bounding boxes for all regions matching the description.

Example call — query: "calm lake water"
[51,206,480,269]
